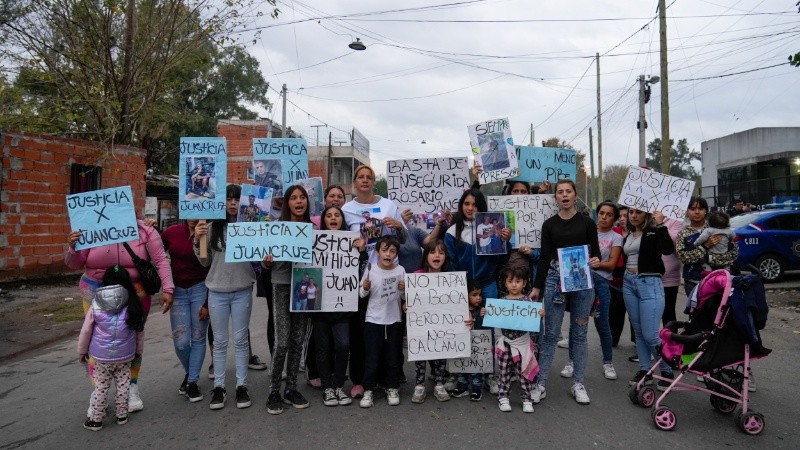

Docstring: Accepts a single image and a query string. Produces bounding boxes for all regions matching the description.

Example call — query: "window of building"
[69,164,102,194]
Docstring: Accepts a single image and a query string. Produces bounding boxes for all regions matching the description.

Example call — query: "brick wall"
[0,132,147,281]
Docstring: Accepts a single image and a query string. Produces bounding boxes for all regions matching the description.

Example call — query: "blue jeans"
[457,373,485,393]
[568,272,613,364]
[209,288,253,388]
[170,282,209,383]
[623,272,669,372]
[538,268,594,386]
[481,281,498,304]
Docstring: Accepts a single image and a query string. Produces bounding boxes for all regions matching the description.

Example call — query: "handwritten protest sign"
[483,298,543,333]
[67,186,138,250]
[224,221,313,263]
[291,230,360,312]
[558,245,593,292]
[446,330,494,374]
[467,118,519,184]
[252,138,309,196]
[512,146,577,183]
[405,272,471,361]
[386,157,470,214]
[488,195,558,248]
[178,137,227,220]
[618,166,695,220]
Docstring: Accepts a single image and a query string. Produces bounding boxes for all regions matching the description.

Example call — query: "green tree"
[646,138,700,179]
[0,0,277,172]
[374,176,388,198]
[600,164,630,203]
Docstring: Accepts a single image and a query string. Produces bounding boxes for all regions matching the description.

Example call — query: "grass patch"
[32,301,85,323]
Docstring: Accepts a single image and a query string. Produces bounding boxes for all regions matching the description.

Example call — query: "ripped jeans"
[170,282,209,383]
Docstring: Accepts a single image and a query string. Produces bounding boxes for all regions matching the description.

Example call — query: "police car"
[732,208,800,282]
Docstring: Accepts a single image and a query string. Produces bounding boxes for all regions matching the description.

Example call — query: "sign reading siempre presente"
[405,272,471,361]
[178,137,227,220]
[488,195,558,248]
[618,166,696,220]
[291,230,360,312]
[483,298,544,333]
[67,186,139,250]
[446,330,494,374]
[512,146,577,183]
[386,157,470,214]
[224,221,313,263]
[467,117,519,184]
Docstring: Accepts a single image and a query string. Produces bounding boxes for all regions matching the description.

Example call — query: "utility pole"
[596,52,604,201]
[530,124,535,146]
[310,124,326,146]
[659,0,671,174]
[589,127,594,206]
[281,83,288,138]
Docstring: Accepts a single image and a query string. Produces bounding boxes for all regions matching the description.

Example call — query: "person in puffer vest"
[78,266,145,431]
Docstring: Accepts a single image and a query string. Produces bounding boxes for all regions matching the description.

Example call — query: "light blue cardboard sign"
[483,298,543,333]
[225,221,313,263]
[252,138,309,198]
[512,146,577,183]
[66,186,139,250]
[178,137,227,220]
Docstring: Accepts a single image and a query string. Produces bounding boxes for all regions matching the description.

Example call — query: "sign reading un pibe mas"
[67,186,138,250]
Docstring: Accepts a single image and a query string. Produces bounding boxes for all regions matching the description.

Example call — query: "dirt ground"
[0,276,797,363]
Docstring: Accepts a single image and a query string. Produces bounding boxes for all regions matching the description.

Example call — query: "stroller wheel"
[638,387,656,409]
[738,411,765,435]
[653,406,677,431]
[628,386,640,405]
[710,395,737,414]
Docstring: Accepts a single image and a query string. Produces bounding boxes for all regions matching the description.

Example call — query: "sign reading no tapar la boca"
[405,272,471,361]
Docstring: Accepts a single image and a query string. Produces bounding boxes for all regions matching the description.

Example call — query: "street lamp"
[638,75,660,167]
[348,38,366,51]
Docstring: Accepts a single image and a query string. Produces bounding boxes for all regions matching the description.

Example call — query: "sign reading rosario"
[67,186,139,250]
[482,298,544,333]
[618,166,695,220]
[386,157,470,214]
[224,221,313,263]
[405,272,471,361]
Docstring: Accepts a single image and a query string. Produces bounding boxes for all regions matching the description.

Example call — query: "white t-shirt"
[596,229,623,280]
[342,196,405,263]
[477,222,493,248]
[360,264,406,325]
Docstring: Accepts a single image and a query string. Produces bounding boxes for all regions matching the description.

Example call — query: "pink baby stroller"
[628,269,771,435]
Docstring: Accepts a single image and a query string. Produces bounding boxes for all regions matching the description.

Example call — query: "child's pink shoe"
[350,384,365,399]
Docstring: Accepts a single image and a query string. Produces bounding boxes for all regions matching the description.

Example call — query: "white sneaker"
[571,382,590,405]
[387,388,400,406]
[522,400,534,413]
[443,376,457,391]
[557,338,569,349]
[530,384,546,404]
[359,390,374,408]
[411,385,426,403]
[560,361,574,378]
[128,383,143,412]
[486,375,499,395]
[603,363,618,380]
[498,397,511,412]
[433,384,450,402]
[696,374,706,382]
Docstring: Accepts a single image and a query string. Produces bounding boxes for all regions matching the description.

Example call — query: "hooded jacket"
[77,285,142,363]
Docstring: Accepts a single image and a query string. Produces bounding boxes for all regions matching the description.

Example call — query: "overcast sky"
[238,0,799,178]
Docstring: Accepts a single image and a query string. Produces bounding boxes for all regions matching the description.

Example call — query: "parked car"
[732,210,800,282]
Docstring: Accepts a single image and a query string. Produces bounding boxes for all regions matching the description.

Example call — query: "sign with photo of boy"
[488,195,558,249]
[474,212,510,255]
[467,117,519,184]
[291,230,361,312]
[178,137,227,220]
[237,184,273,222]
[557,245,593,292]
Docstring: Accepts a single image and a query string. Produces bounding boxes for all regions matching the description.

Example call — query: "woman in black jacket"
[622,209,675,390]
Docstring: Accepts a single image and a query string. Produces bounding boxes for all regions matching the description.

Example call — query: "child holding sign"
[407,239,452,404]
[495,264,543,413]
[358,236,406,408]
[458,280,487,401]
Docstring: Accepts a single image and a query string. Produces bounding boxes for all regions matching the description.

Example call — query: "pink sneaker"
[307,378,322,389]
[350,384,365,399]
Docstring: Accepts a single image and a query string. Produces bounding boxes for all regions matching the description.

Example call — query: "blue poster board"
[483,298,543,332]
[252,138,309,199]
[66,186,139,250]
[224,221,313,263]
[178,137,227,220]
[512,146,577,183]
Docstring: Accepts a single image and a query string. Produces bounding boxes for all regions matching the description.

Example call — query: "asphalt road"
[1,288,798,449]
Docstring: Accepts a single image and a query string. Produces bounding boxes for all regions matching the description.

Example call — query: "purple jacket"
[77,285,141,363]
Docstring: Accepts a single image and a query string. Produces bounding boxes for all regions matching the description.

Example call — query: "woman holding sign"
[66,218,175,414]
[529,179,600,406]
